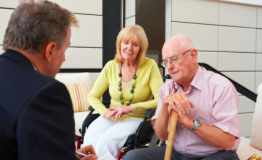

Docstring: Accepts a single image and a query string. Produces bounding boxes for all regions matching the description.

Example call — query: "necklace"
[118,63,137,106]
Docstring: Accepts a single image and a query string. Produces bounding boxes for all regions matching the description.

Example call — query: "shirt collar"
[173,65,203,91]
[191,66,202,91]
[32,64,37,71]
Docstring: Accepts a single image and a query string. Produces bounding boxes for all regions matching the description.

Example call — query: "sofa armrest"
[237,143,262,160]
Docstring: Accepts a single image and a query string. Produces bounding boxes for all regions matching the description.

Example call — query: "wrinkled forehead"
[162,39,191,60]
[162,44,181,60]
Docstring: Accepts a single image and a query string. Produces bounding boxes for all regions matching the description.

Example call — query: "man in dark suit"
[0,1,97,160]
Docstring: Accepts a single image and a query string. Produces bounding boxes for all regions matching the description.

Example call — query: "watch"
[189,119,201,132]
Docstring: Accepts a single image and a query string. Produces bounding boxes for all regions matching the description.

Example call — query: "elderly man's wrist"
[185,117,194,129]
[188,118,202,132]
[161,101,169,110]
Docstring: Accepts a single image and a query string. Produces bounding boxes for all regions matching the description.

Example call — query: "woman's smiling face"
[120,38,141,62]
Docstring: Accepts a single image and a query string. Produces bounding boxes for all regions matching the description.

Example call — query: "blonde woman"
[83,25,163,157]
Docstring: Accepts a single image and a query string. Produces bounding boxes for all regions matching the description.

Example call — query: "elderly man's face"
[162,44,193,85]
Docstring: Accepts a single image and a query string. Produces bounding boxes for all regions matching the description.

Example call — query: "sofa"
[55,72,94,136]
[237,84,262,159]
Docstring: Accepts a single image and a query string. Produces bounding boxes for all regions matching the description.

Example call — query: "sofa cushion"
[250,84,262,151]
[65,82,93,112]
[55,73,93,137]
[237,143,262,160]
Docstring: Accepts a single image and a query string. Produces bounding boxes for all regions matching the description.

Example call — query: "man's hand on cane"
[163,92,195,128]
[163,92,195,115]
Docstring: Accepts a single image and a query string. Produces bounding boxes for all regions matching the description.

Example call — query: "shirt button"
[181,142,183,144]
[182,126,184,128]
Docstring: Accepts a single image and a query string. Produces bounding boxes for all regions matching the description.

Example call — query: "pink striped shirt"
[152,66,240,155]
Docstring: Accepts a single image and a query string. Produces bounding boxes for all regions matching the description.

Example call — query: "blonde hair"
[114,25,148,67]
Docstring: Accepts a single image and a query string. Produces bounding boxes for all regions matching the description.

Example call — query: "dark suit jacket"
[0,49,78,160]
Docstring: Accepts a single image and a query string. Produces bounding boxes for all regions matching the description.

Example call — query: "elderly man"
[124,34,240,160]
[0,1,97,160]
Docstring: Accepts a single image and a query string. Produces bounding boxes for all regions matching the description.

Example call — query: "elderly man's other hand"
[177,110,194,129]
[76,145,98,160]
[163,92,195,115]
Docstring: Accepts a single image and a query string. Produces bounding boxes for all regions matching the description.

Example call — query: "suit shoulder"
[34,78,68,97]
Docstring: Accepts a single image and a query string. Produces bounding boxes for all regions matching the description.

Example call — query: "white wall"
[169,0,260,137]
[0,0,102,82]
[216,0,262,6]
[125,0,136,26]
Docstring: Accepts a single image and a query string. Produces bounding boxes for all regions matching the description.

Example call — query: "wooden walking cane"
[164,110,178,160]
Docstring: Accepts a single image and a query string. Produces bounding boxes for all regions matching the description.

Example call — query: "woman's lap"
[83,116,143,157]
[83,116,115,148]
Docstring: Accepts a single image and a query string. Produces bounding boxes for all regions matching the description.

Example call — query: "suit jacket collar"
[1,49,35,70]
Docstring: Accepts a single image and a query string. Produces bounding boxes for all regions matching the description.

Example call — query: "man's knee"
[202,150,239,160]
[123,149,142,160]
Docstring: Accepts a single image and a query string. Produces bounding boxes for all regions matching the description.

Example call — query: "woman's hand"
[108,106,132,121]
[104,109,118,118]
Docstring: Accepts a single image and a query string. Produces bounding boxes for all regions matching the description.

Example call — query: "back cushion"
[250,84,262,150]
[65,82,93,112]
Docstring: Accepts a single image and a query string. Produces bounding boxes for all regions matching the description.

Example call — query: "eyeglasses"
[161,49,191,67]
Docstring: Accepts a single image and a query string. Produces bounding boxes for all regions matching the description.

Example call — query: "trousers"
[123,146,240,160]
[83,116,143,157]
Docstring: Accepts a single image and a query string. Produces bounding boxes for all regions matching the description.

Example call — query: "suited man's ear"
[44,42,57,62]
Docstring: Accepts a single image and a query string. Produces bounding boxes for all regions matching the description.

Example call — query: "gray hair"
[3,0,78,54]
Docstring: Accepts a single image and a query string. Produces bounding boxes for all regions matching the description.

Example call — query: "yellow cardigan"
[88,58,163,121]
